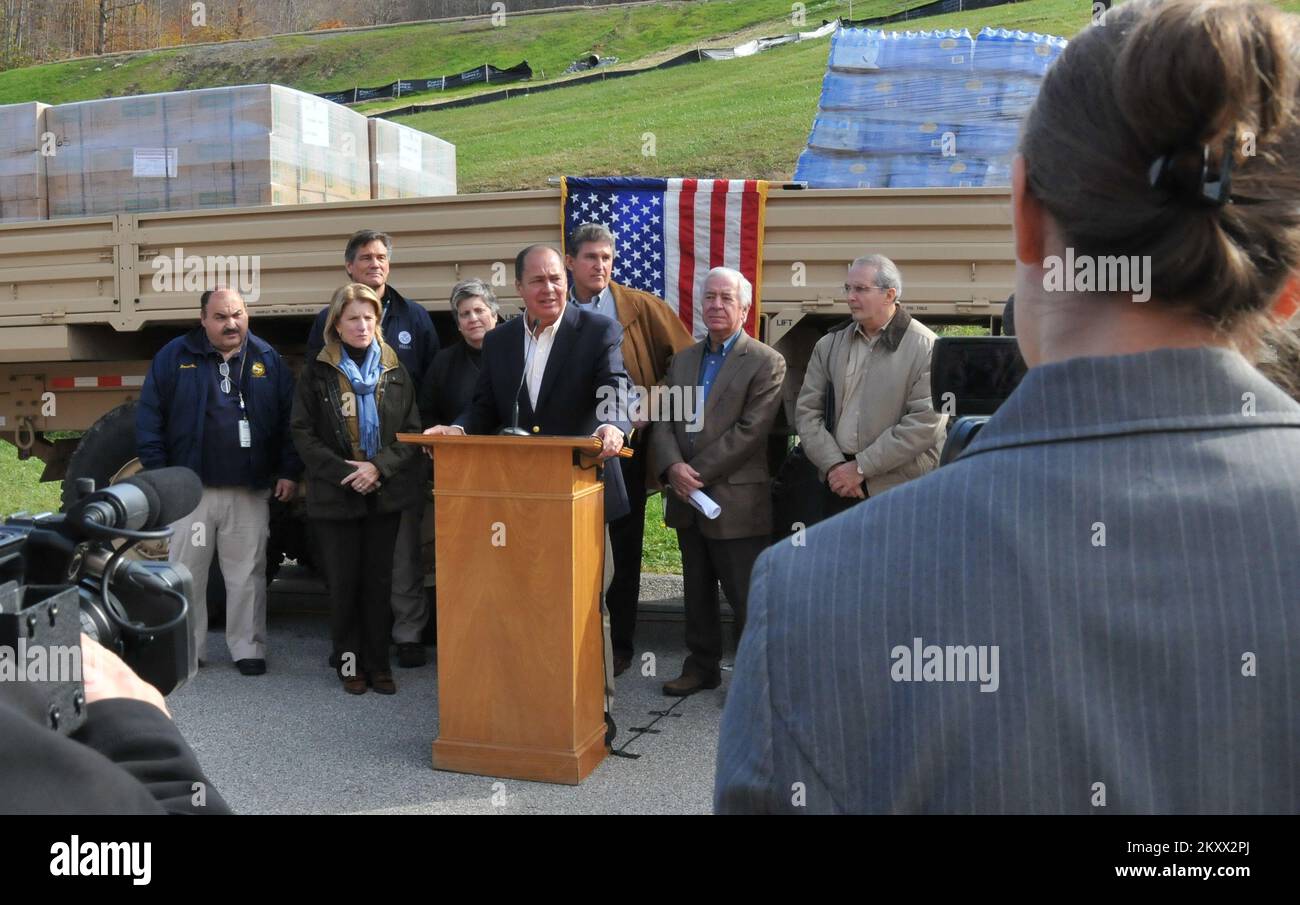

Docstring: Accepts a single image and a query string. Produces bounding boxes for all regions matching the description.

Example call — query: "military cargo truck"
[0,184,1012,566]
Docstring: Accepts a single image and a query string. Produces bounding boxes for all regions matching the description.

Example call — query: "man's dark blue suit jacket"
[455,303,632,522]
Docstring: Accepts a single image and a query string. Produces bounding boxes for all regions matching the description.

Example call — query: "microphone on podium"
[502,316,541,437]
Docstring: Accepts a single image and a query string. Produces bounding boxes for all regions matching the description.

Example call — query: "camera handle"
[98,540,190,637]
[75,522,176,544]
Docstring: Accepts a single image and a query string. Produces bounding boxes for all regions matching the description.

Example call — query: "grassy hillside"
[397,0,1088,191]
[403,0,1300,192]
[0,0,845,106]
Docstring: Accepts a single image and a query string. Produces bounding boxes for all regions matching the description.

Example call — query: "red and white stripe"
[49,375,146,390]
[662,178,765,339]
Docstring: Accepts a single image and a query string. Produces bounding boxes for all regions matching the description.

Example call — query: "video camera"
[930,336,1028,464]
[0,467,203,736]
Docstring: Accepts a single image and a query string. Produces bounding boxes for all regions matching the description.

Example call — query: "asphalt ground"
[167,574,740,815]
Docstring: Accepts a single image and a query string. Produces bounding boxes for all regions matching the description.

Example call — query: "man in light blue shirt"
[698,329,741,407]
[571,282,618,322]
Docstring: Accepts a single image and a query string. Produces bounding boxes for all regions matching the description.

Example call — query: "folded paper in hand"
[687,489,721,520]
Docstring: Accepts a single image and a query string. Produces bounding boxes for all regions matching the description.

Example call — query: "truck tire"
[60,402,141,512]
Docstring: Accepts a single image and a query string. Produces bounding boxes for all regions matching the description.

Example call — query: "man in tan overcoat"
[796,253,946,519]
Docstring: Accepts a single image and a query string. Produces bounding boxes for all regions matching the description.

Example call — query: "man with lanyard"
[137,288,301,675]
[306,229,440,669]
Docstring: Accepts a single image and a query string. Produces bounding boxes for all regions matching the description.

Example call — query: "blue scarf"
[338,341,382,459]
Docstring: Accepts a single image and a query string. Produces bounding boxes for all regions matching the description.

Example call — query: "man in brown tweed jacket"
[567,222,694,677]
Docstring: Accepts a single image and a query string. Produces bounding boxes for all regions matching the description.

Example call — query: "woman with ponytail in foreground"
[716,0,1300,814]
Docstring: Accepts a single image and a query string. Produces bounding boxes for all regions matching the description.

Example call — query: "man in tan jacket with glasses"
[796,254,945,517]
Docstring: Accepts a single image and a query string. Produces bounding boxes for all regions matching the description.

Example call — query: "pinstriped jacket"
[714,346,1300,814]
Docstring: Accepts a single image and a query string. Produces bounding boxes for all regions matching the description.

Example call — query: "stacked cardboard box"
[44,85,371,218]
[0,102,51,222]
[369,118,457,200]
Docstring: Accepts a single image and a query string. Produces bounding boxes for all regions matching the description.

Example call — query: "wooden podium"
[399,433,621,785]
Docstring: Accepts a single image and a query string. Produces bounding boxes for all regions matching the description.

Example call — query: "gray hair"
[850,253,903,301]
[450,278,500,318]
[568,222,617,256]
[703,266,753,312]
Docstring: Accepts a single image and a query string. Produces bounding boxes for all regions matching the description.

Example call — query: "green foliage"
[0,441,62,516]
[403,37,830,192]
[642,493,682,575]
[936,324,992,336]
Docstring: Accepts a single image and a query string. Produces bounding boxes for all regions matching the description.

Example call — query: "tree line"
[0,0,647,70]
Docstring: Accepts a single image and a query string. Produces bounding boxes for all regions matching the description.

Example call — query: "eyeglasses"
[218,361,232,394]
[844,283,885,295]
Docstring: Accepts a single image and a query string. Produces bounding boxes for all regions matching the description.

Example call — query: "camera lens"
[77,589,118,647]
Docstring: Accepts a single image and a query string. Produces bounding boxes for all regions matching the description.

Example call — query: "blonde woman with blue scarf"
[291,283,423,695]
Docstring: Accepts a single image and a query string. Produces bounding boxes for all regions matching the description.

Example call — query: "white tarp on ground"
[699,19,838,60]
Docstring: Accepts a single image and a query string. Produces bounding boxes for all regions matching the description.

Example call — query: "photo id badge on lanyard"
[238,387,251,448]
[235,344,251,448]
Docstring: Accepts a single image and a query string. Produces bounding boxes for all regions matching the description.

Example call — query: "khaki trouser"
[390,502,428,644]
[602,526,615,700]
[169,486,270,668]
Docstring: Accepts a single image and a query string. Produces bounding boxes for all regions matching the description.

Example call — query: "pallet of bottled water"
[795,27,1066,189]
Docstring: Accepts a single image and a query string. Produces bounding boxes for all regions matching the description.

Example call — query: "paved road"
[168,582,737,815]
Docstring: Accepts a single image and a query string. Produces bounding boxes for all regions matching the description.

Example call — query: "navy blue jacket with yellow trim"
[136,327,302,489]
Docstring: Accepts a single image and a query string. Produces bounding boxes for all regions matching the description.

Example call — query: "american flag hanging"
[561,176,770,338]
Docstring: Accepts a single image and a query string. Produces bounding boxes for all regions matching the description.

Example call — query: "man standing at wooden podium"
[424,244,633,707]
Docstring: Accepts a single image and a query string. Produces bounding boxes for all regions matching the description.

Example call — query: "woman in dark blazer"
[291,282,422,695]
[418,278,500,426]
[409,280,500,641]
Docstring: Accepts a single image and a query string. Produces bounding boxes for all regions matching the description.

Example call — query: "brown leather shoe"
[370,671,397,695]
[342,675,367,695]
[613,653,633,677]
[662,670,721,696]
